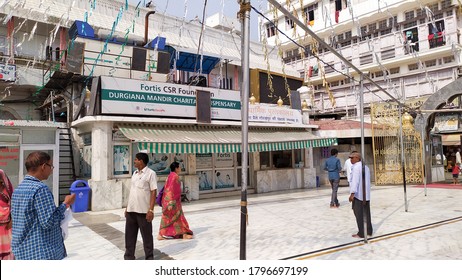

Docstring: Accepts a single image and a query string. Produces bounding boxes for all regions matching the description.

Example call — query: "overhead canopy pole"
[238,0,251,261]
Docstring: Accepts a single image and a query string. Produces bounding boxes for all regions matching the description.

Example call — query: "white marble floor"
[65,184,462,260]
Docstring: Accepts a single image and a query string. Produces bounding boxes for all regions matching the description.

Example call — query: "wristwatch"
[148,209,154,213]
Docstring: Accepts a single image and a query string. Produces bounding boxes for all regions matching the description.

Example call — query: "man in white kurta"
[348,152,373,238]
[124,153,157,260]
[343,151,357,185]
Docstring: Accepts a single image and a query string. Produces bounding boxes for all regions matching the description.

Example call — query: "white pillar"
[91,121,112,181]
[305,147,314,168]
[302,109,310,125]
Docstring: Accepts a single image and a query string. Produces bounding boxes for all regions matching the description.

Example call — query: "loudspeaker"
[157,51,170,74]
[196,90,211,123]
[131,47,147,71]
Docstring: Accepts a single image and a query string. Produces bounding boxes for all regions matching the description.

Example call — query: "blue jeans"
[329,179,340,206]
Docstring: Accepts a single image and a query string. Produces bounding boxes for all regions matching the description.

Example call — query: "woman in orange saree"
[157,162,193,240]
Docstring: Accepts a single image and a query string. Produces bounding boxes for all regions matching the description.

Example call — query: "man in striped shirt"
[11,151,76,260]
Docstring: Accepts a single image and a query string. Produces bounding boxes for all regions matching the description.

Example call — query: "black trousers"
[352,198,373,237]
[124,212,154,260]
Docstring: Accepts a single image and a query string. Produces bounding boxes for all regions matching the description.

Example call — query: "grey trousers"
[329,179,340,206]
[124,212,154,260]
[352,198,373,237]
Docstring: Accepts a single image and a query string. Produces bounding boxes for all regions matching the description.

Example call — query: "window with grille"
[408,63,419,71]
[303,3,317,25]
[428,19,445,49]
[330,80,340,87]
[340,41,351,47]
[359,54,373,65]
[368,23,377,32]
[416,8,424,18]
[389,67,400,74]
[325,63,335,73]
[304,45,312,56]
[441,0,452,10]
[381,49,395,60]
[285,16,294,29]
[266,23,276,37]
[404,27,419,53]
[390,16,399,31]
[380,28,392,36]
[360,26,370,41]
[374,71,384,78]
[425,59,437,67]
[429,3,439,12]
[403,21,417,29]
[443,55,454,64]
[379,20,387,29]
[405,11,415,20]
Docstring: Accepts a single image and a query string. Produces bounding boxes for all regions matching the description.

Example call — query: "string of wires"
[251,4,395,104]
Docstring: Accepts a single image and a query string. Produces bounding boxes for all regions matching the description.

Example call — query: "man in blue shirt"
[323,148,342,208]
[348,152,373,238]
[11,151,76,260]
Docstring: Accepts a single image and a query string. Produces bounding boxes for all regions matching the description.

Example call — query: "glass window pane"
[214,169,234,189]
[113,145,130,175]
[272,150,292,168]
[81,146,92,177]
[147,153,170,175]
[260,152,270,169]
[0,128,20,144]
[22,130,55,144]
[294,149,304,168]
[198,170,213,191]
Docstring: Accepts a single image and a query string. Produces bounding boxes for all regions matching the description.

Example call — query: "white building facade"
[262,0,459,115]
[1,0,338,210]
[262,0,462,184]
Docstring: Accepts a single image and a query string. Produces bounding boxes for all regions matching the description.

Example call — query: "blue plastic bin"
[70,180,91,212]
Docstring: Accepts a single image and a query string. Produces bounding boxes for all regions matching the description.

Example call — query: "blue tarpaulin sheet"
[166,45,220,74]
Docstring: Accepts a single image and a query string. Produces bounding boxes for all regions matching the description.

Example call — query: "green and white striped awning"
[118,125,337,154]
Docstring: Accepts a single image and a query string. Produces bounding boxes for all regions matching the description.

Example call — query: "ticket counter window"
[273,150,292,168]
[259,149,304,169]
[260,152,270,169]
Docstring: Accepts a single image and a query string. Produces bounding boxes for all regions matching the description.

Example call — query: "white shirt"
[126,166,157,213]
[349,161,371,201]
[343,158,353,183]
[456,151,461,164]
